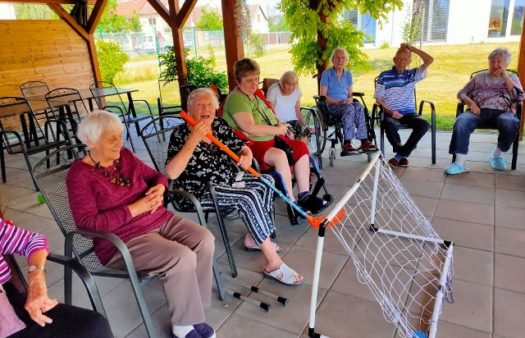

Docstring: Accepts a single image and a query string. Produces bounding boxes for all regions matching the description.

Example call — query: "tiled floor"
[2,129,525,338]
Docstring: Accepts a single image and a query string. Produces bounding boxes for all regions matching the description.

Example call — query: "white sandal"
[263,263,303,286]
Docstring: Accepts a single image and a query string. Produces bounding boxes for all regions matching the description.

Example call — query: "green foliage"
[159,47,228,92]
[380,41,390,49]
[99,0,141,33]
[268,16,289,32]
[13,4,57,19]
[248,33,266,57]
[281,0,403,76]
[401,2,423,44]
[96,40,129,83]
[196,8,223,31]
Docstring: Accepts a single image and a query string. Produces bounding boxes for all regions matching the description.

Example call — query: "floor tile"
[495,173,525,191]
[494,253,525,293]
[495,205,525,230]
[399,167,446,182]
[217,314,297,338]
[452,246,493,286]
[495,188,525,208]
[432,217,493,250]
[434,199,494,225]
[494,288,525,338]
[439,279,492,333]
[440,184,495,205]
[444,171,495,188]
[400,178,444,198]
[310,291,396,338]
[435,321,491,338]
[495,227,525,258]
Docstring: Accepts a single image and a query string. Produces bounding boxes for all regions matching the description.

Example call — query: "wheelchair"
[305,93,377,168]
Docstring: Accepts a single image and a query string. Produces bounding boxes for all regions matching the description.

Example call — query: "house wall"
[0,20,94,97]
[374,1,409,47]
[447,0,492,44]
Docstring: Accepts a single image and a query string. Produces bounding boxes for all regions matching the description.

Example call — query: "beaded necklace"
[88,152,132,187]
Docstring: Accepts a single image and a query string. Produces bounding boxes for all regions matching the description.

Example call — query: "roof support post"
[222,0,244,90]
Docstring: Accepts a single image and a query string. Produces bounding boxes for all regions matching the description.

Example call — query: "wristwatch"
[28,265,45,273]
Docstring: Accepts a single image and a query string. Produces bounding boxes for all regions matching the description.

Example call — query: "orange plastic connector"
[307,208,346,230]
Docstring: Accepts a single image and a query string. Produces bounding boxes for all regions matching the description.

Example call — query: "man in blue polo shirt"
[374,43,434,167]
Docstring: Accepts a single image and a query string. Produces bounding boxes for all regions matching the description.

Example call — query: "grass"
[114,42,520,130]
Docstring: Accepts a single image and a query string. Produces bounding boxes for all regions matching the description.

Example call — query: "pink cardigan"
[66,148,172,265]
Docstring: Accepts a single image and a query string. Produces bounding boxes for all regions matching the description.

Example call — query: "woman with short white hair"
[66,110,217,338]
[446,48,524,175]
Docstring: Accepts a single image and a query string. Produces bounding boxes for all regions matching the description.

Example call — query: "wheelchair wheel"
[304,107,326,156]
[329,148,336,167]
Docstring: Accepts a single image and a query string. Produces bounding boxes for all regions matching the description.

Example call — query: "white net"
[322,154,454,338]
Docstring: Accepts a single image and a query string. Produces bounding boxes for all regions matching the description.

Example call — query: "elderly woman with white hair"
[266,71,309,141]
[66,110,217,338]
[320,47,377,155]
[445,48,524,175]
[166,88,304,286]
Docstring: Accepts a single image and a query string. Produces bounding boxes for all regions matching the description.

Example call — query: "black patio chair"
[20,80,56,124]
[452,69,521,170]
[139,116,239,278]
[4,253,107,318]
[90,81,156,152]
[157,78,182,116]
[371,77,437,164]
[45,88,89,143]
[30,144,226,338]
[0,97,71,189]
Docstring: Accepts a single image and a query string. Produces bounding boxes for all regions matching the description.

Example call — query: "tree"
[196,8,223,31]
[280,0,403,83]
[98,0,141,33]
[96,40,129,83]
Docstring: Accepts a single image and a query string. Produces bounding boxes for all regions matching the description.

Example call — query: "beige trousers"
[107,215,215,325]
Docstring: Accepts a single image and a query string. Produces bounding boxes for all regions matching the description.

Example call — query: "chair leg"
[512,136,519,170]
[0,138,6,183]
[431,125,436,165]
[215,210,238,278]
[212,263,225,301]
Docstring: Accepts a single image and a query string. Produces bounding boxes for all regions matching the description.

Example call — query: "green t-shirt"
[222,90,277,141]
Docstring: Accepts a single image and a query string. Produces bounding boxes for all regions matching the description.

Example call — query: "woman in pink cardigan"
[66,110,215,338]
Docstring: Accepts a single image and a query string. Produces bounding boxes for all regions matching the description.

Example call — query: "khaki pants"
[107,215,215,325]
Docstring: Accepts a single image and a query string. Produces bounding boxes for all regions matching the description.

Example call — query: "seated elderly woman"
[0,217,112,338]
[166,88,303,286]
[266,71,309,141]
[66,110,216,338]
[445,47,524,175]
[221,58,328,216]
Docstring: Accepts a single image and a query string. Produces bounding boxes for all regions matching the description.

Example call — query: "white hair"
[488,48,512,65]
[187,88,219,110]
[76,110,123,145]
[330,48,349,63]
[280,71,298,85]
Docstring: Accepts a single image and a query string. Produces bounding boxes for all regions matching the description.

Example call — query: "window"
[148,17,156,26]
[511,0,525,35]
[417,0,450,42]
[345,10,377,44]
[488,0,510,37]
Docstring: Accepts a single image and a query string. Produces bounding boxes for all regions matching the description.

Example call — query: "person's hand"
[25,272,59,327]
[391,111,403,119]
[145,184,166,213]
[469,102,481,115]
[188,121,211,145]
[276,123,289,135]
[238,153,252,170]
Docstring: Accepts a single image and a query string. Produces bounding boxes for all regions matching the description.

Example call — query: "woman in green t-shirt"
[222,58,328,216]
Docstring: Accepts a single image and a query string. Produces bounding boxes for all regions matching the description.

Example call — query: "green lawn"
[114,42,520,130]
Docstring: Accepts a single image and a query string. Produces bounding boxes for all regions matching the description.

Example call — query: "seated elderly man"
[374,43,433,167]
[445,48,523,174]
[165,88,303,286]
[66,110,216,338]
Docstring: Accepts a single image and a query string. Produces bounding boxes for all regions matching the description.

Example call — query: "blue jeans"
[449,109,519,155]
[328,102,367,141]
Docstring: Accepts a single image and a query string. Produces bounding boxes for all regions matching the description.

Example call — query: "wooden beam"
[48,3,88,41]
[87,0,107,35]
[146,0,170,27]
[87,35,102,84]
[167,0,189,104]
[222,0,244,90]
[175,0,197,28]
[3,0,96,5]
[518,13,525,140]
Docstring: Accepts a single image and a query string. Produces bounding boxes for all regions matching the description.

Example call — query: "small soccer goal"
[308,152,454,338]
